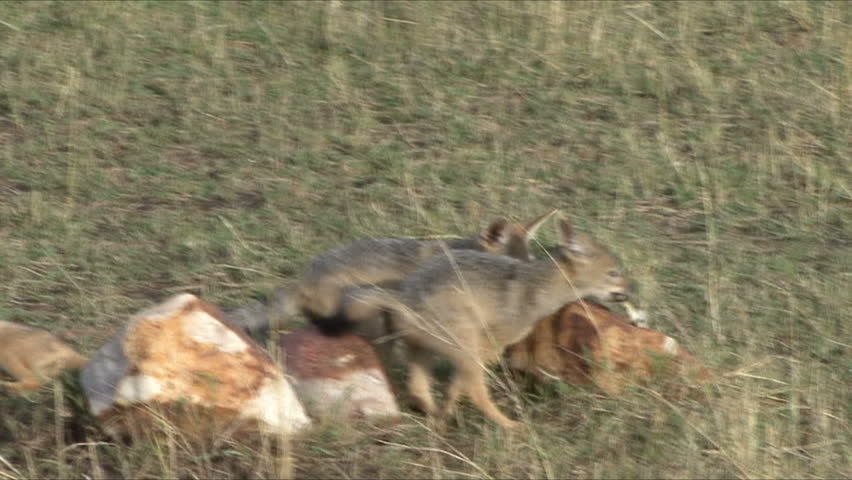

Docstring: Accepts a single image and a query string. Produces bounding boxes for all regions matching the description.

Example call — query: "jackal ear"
[559,219,588,257]
[558,219,574,243]
[522,209,559,241]
[480,217,510,247]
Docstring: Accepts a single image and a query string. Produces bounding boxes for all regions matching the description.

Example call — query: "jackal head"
[478,209,558,260]
[555,219,631,303]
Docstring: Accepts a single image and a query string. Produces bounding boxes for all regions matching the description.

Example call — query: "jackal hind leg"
[405,344,437,416]
[442,370,465,421]
[442,346,479,420]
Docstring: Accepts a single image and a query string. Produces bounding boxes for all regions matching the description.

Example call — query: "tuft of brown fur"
[504,300,714,394]
[0,320,88,393]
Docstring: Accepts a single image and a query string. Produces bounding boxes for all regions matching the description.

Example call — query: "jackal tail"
[227,285,301,334]
[309,284,405,336]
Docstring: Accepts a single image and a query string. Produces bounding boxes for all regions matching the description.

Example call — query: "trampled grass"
[0,1,849,478]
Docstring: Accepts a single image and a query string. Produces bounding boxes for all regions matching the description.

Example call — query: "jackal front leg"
[462,362,519,429]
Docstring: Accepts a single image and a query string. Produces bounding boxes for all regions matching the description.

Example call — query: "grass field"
[0,1,849,478]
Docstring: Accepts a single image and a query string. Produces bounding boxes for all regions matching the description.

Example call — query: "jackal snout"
[605,274,632,303]
[610,292,629,302]
[555,220,631,304]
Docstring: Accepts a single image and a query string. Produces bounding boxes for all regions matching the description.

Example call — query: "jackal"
[0,320,88,393]
[326,218,631,428]
[228,210,558,335]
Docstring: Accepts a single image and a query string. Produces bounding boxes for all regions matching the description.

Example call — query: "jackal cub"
[230,210,558,335]
[0,320,88,393]
[327,218,631,428]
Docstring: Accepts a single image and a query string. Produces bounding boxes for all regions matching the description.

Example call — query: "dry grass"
[0,1,849,478]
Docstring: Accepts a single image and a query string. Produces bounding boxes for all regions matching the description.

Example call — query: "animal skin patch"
[115,375,163,405]
[183,309,248,353]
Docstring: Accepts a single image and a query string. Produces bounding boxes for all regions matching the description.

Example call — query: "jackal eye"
[607,270,621,278]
